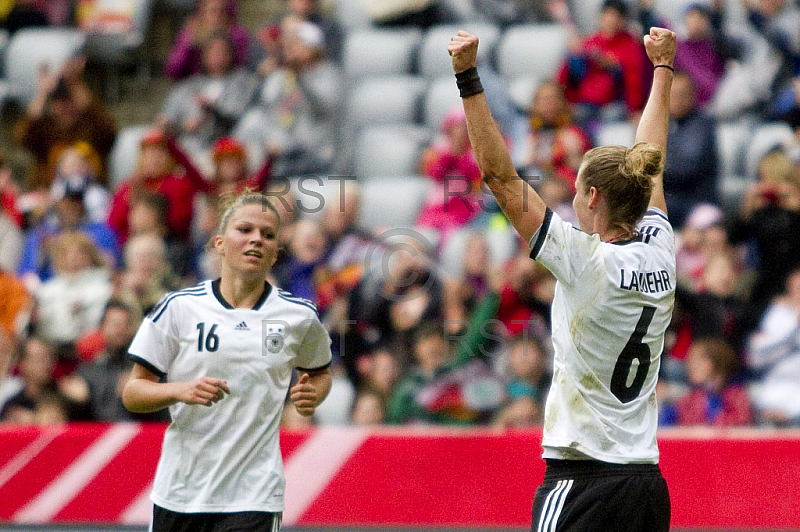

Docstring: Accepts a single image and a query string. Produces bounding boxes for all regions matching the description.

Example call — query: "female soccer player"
[123,191,332,532]
[449,28,676,531]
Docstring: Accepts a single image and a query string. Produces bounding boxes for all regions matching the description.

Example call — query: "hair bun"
[621,142,663,187]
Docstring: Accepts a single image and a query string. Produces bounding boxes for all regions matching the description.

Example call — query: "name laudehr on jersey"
[531,207,676,464]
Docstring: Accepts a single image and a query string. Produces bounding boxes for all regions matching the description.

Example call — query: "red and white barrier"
[1,424,799,529]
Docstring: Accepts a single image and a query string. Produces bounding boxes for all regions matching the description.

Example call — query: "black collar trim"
[212,278,272,310]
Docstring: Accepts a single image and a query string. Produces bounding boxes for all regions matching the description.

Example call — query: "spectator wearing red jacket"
[107,130,197,245]
[554,0,648,129]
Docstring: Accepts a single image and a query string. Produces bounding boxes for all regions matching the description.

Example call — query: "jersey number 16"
[196,322,220,352]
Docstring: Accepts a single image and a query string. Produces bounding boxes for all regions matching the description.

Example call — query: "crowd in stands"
[0,0,799,430]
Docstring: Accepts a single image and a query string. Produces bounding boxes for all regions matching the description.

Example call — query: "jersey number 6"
[610,306,656,403]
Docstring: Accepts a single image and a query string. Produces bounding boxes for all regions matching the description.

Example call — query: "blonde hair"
[758,150,798,186]
[48,231,104,273]
[124,233,167,268]
[581,142,663,234]
[205,189,282,252]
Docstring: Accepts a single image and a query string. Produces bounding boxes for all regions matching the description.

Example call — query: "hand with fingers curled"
[178,377,230,407]
[448,30,480,74]
[643,27,677,68]
[290,373,322,417]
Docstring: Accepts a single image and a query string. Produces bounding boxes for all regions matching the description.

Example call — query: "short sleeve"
[636,207,675,254]
[529,208,600,286]
[128,299,181,378]
[294,316,332,371]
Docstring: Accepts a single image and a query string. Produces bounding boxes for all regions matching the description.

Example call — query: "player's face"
[217,204,279,278]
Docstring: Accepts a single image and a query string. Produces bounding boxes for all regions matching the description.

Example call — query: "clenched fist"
[448,31,479,74]
[643,27,676,68]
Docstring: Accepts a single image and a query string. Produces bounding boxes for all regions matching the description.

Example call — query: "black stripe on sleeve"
[529,208,553,260]
[645,208,669,222]
[296,360,332,373]
[129,354,167,380]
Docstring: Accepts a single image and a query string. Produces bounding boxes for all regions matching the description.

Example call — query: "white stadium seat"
[343,28,422,78]
[417,23,500,78]
[1,28,85,105]
[495,24,569,81]
[354,124,430,179]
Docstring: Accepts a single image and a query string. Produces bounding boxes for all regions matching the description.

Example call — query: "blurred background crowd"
[0,0,798,431]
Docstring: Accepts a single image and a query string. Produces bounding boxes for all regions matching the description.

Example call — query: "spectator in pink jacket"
[165,0,251,81]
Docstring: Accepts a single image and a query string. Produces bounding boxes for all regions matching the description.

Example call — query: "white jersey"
[128,279,331,513]
[530,207,675,464]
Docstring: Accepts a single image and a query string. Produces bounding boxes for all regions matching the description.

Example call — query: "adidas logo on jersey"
[234,321,250,331]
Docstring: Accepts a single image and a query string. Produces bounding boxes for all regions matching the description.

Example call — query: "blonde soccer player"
[449,27,677,531]
[123,191,332,532]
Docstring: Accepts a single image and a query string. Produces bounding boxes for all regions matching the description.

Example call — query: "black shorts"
[152,504,282,532]
[531,459,670,532]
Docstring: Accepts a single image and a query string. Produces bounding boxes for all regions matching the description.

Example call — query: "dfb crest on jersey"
[265,324,286,354]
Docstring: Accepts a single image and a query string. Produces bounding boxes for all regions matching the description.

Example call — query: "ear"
[213,234,224,254]
[587,186,601,210]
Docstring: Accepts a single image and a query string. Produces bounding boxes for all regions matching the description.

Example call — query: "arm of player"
[449,31,547,243]
[122,363,230,413]
[635,27,676,214]
[290,369,332,417]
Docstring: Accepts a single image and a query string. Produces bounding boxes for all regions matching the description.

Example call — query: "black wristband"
[455,67,484,98]
[654,64,674,72]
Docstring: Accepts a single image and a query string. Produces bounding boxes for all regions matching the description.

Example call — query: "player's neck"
[219,274,266,309]
[603,227,635,243]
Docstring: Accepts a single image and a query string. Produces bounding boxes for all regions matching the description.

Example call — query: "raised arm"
[449,32,547,243]
[635,27,677,213]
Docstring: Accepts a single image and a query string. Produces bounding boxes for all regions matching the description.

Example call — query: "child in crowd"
[417,107,483,241]
[351,389,386,425]
[49,142,109,224]
[34,231,112,347]
[272,218,327,301]
[676,337,752,426]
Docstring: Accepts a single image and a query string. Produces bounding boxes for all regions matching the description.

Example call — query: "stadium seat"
[594,121,636,148]
[344,75,427,132]
[0,29,9,73]
[108,124,151,187]
[358,175,433,231]
[354,124,430,179]
[649,0,712,30]
[416,23,500,78]
[506,74,540,114]
[744,122,796,179]
[716,119,753,178]
[495,24,569,81]
[335,0,373,31]
[422,76,462,130]
[342,28,422,78]
[83,0,156,101]
[567,0,606,34]
[0,28,86,106]
[718,174,751,218]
